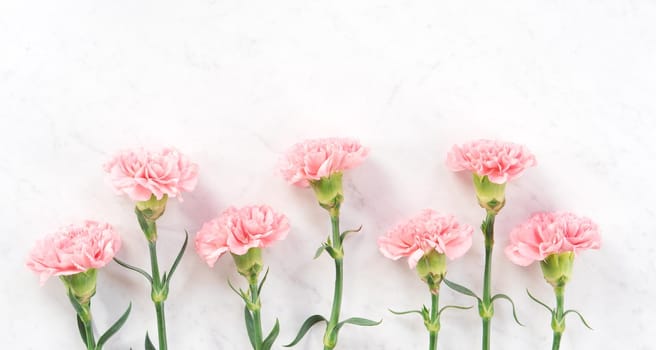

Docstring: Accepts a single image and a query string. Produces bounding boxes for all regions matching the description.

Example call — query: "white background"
[2,0,655,349]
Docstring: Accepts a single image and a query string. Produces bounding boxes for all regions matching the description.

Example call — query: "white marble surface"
[2,0,655,349]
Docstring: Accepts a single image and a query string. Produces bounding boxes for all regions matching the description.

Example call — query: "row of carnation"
[26,138,601,350]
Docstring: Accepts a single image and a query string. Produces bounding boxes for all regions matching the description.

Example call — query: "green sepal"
[491,293,524,326]
[438,304,474,316]
[443,279,482,302]
[261,318,280,350]
[339,225,363,243]
[336,317,382,331]
[162,231,189,288]
[244,306,257,349]
[526,289,555,316]
[563,309,593,330]
[145,333,156,350]
[113,258,153,284]
[284,314,327,347]
[96,302,132,350]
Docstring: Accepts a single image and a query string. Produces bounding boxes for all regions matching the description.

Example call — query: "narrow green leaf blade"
[96,303,132,349]
[283,314,327,347]
[145,333,156,350]
[113,258,153,284]
[443,279,481,302]
[526,289,554,316]
[438,304,474,316]
[340,225,363,242]
[164,231,189,286]
[76,314,87,345]
[314,244,327,259]
[258,267,270,295]
[244,306,257,349]
[261,318,280,350]
[337,317,382,330]
[388,308,423,316]
[492,293,524,326]
[563,309,594,330]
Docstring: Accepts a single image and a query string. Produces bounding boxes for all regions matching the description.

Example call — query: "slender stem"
[324,214,343,350]
[551,285,565,350]
[250,282,264,350]
[429,292,439,350]
[481,212,495,350]
[148,240,167,350]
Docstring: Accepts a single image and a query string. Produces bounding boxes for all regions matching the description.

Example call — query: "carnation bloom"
[26,221,122,285]
[279,137,369,187]
[195,205,290,267]
[378,209,474,269]
[505,212,601,267]
[104,147,199,201]
[446,139,536,184]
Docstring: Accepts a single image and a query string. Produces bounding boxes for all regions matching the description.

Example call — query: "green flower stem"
[148,240,168,350]
[324,213,344,350]
[481,212,496,350]
[429,293,439,350]
[551,285,566,350]
[250,282,264,350]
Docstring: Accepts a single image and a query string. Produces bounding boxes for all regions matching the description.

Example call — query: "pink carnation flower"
[505,212,601,266]
[104,147,199,201]
[26,221,122,285]
[378,209,474,269]
[446,139,537,184]
[195,205,290,267]
[279,137,369,187]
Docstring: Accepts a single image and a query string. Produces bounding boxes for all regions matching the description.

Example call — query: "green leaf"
[526,289,554,316]
[563,309,594,330]
[163,231,189,286]
[258,267,270,295]
[261,318,280,350]
[340,225,363,242]
[438,304,474,316]
[66,288,85,316]
[96,303,132,349]
[244,306,257,349]
[283,314,327,347]
[113,258,153,284]
[388,308,423,316]
[227,279,249,304]
[145,333,156,350]
[443,279,481,302]
[336,317,382,330]
[491,293,524,326]
[76,314,87,345]
[314,244,328,259]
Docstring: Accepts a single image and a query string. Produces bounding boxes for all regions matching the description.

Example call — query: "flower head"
[505,212,601,267]
[194,205,290,268]
[104,147,199,202]
[279,137,369,188]
[446,139,536,184]
[378,210,474,269]
[26,221,122,285]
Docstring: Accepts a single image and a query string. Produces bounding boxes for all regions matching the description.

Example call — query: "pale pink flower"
[505,212,601,266]
[26,221,122,285]
[446,139,537,184]
[378,210,474,269]
[279,137,369,187]
[195,205,290,267]
[104,147,199,201]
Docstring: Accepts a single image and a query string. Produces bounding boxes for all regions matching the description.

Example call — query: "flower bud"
[310,173,344,214]
[472,174,506,214]
[416,250,447,294]
[60,269,97,306]
[540,252,574,287]
[232,248,263,284]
